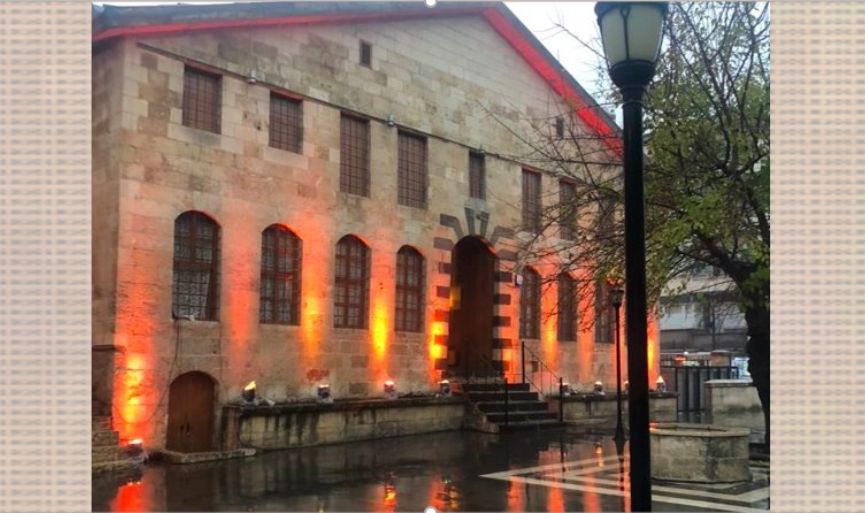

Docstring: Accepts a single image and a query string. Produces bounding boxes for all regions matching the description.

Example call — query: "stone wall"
[93,14,656,448]
[223,397,464,450]
[550,392,678,423]
[704,379,764,430]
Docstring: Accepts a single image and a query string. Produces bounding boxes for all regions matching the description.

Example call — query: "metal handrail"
[521,340,565,422]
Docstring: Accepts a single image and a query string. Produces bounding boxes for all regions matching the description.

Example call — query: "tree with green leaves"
[490,2,770,444]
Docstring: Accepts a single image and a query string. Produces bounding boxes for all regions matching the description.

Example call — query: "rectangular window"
[520,268,541,339]
[340,114,370,196]
[559,180,577,240]
[557,274,577,341]
[398,131,428,208]
[182,66,221,134]
[269,93,303,153]
[469,151,485,199]
[360,40,372,67]
[522,169,541,233]
[555,116,565,139]
[594,280,614,344]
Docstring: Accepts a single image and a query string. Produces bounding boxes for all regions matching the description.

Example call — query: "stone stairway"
[463,382,562,432]
[92,416,140,475]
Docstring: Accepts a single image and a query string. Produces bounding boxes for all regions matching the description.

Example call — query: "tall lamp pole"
[595,3,668,511]
[611,285,626,446]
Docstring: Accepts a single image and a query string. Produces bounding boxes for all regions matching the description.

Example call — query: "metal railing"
[661,364,740,413]
[521,340,564,423]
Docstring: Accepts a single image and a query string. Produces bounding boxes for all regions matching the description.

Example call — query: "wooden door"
[166,371,215,452]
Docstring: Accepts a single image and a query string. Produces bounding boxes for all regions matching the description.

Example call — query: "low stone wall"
[549,392,677,424]
[650,423,751,483]
[704,379,764,430]
[222,396,465,451]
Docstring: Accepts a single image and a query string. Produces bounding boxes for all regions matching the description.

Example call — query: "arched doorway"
[166,371,216,453]
[448,236,497,377]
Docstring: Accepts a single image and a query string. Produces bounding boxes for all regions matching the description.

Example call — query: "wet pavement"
[93,426,769,512]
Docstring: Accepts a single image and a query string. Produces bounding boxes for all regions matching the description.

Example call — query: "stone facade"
[92,5,660,449]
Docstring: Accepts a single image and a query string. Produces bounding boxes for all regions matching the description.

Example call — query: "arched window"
[395,246,425,332]
[334,235,370,328]
[520,267,541,339]
[172,211,220,320]
[557,273,577,341]
[259,225,302,325]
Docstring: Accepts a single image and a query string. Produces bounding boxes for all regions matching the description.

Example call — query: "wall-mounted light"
[593,381,604,395]
[655,375,667,393]
[125,438,148,464]
[561,382,572,396]
[386,114,396,127]
[424,0,437,8]
[317,383,333,403]
[438,379,451,396]
[384,379,397,399]
[242,381,256,403]
[247,70,259,85]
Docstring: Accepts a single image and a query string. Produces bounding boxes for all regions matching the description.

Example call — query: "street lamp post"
[610,286,626,446]
[595,3,668,512]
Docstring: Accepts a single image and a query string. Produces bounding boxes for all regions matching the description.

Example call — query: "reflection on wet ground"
[93,426,768,512]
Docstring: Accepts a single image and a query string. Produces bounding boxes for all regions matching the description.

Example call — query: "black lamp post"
[610,285,626,446]
[595,3,668,512]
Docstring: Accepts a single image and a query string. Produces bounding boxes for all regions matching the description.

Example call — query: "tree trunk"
[743,301,770,448]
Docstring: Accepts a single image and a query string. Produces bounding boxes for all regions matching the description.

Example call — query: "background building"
[91,1,660,450]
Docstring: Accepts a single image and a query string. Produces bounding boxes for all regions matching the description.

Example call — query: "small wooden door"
[166,371,215,453]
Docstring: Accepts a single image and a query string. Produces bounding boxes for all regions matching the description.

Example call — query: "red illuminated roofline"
[93,4,621,156]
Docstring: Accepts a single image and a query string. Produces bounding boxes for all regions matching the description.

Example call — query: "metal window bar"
[398,131,428,208]
[559,180,577,240]
[334,236,370,328]
[259,225,302,325]
[172,212,220,320]
[269,93,303,153]
[395,247,424,332]
[469,151,485,199]
[519,268,541,339]
[182,67,221,133]
[340,114,370,196]
[557,273,577,341]
[522,170,541,232]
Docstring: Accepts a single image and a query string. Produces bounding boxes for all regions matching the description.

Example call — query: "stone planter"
[650,423,751,484]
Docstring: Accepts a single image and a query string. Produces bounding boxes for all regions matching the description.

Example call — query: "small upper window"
[269,93,303,153]
[555,116,565,139]
[182,66,221,134]
[469,151,485,200]
[360,41,372,67]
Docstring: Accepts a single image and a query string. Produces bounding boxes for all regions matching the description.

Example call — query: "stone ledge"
[157,448,256,464]
[560,391,678,403]
[224,395,463,416]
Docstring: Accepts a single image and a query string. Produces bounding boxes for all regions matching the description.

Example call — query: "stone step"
[92,445,129,465]
[486,410,559,424]
[476,400,550,413]
[92,429,119,447]
[462,382,530,393]
[467,390,539,402]
[497,419,564,432]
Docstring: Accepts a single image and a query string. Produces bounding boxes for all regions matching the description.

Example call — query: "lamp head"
[595,2,668,89]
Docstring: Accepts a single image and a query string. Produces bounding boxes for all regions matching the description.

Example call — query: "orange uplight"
[371,296,390,371]
[244,381,256,391]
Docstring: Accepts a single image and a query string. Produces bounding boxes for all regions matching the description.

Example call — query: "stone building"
[92,1,661,451]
